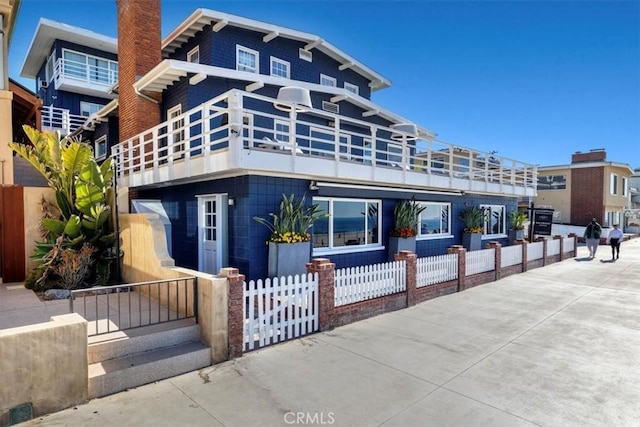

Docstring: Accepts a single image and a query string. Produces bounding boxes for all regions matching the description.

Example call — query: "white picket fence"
[416,253,458,288]
[501,245,523,268]
[563,236,575,252]
[335,260,406,306]
[527,241,544,261]
[244,273,319,351]
[547,239,561,256]
[466,248,495,276]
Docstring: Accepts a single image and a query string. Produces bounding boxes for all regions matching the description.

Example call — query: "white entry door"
[197,194,228,274]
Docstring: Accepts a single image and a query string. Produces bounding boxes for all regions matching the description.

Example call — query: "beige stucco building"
[534,149,633,229]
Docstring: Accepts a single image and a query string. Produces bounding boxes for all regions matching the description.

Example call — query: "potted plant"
[459,206,485,251]
[388,197,426,260]
[508,210,528,243]
[253,193,327,278]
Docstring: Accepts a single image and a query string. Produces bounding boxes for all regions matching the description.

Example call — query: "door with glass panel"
[197,194,228,274]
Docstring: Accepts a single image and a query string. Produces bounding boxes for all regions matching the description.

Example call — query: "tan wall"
[0,91,13,185]
[23,187,56,272]
[0,314,88,425]
[603,165,632,210]
[534,169,572,223]
[120,213,229,363]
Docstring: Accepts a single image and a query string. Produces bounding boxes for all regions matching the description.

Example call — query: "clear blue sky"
[8,0,640,168]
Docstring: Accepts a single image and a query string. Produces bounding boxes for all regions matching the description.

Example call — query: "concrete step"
[88,318,200,364]
[88,340,211,399]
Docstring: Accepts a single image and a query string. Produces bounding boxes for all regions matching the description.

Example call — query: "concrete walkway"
[18,239,640,427]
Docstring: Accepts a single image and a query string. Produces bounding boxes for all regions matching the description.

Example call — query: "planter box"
[462,233,482,251]
[388,236,416,261]
[268,241,311,278]
[509,229,524,244]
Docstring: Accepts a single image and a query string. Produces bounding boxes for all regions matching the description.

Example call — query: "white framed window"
[236,45,259,73]
[418,202,451,238]
[80,101,104,117]
[344,82,359,95]
[95,135,107,160]
[312,198,382,252]
[46,52,55,82]
[320,74,337,87]
[274,119,289,142]
[622,177,628,197]
[62,48,118,84]
[187,46,200,64]
[270,57,290,78]
[480,204,506,237]
[610,173,618,195]
[299,48,312,62]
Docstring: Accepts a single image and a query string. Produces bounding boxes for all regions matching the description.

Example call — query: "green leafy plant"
[508,210,528,231]
[10,125,118,289]
[459,206,486,234]
[390,197,426,238]
[253,193,328,243]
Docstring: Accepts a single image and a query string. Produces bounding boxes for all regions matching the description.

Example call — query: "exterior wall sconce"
[390,123,419,141]
[273,86,312,112]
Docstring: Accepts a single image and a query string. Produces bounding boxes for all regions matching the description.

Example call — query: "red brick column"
[448,245,466,292]
[486,242,501,280]
[554,235,564,261]
[537,237,547,265]
[516,239,528,272]
[307,258,336,331]
[221,267,245,359]
[396,251,417,307]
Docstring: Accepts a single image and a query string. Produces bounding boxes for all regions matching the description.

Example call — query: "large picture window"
[312,198,381,251]
[418,202,451,237]
[481,204,506,237]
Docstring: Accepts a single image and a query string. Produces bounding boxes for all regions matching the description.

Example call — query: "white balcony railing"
[113,89,537,196]
[41,105,86,136]
[52,58,118,93]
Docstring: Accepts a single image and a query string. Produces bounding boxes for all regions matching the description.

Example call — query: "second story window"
[344,82,359,95]
[611,173,618,195]
[80,102,104,117]
[46,53,55,82]
[270,57,290,79]
[236,45,259,73]
[320,74,337,87]
[95,135,107,160]
[623,177,628,197]
[61,49,118,85]
[187,46,200,64]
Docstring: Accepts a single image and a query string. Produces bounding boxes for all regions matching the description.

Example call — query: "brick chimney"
[571,149,606,164]
[116,0,161,141]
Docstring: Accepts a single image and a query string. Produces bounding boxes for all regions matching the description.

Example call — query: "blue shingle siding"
[167,23,372,100]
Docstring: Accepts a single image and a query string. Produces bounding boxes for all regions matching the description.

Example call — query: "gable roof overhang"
[162,8,391,92]
[134,59,435,139]
[21,18,118,78]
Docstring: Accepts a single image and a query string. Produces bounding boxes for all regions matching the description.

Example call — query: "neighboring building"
[1,0,21,185]
[534,149,633,229]
[20,2,538,280]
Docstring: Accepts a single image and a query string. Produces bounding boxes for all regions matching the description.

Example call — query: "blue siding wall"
[166,22,372,99]
[134,174,516,280]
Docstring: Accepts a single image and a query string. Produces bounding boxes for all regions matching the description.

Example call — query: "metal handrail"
[70,277,198,336]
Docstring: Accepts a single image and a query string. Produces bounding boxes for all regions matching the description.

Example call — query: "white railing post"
[227,90,244,168]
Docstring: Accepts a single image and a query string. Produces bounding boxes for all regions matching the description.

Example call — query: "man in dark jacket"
[583,218,602,259]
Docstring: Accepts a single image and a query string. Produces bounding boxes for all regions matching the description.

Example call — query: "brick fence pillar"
[307,258,336,331]
[568,233,578,258]
[396,250,417,307]
[486,241,501,281]
[537,237,547,265]
[448,245,466,292]
[221,267,245,359]
[516,239,528,272]
[554,235,564,260]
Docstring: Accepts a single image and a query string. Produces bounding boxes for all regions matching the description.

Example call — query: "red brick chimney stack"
[116,0,162,141]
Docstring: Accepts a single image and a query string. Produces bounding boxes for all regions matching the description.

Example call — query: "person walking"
[606,223,624,260]
[583,218,602,258]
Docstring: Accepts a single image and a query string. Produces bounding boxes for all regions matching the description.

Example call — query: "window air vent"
[39,79,49,89]
[299,48,312,62]
[322,101,339,114]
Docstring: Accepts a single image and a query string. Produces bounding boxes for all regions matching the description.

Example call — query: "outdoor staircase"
[88,318,211,398]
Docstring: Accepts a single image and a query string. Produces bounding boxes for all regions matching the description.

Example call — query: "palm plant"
[10,125,117,289]
[508,210,528,231]
[253,193,327,243]
[390,197,426,238]
[459,206,486,233]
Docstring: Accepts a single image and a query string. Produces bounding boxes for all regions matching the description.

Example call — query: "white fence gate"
[335,261,406,306]
[466,248,495,276]
[417,254,458,288]
[244,274,319,351]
